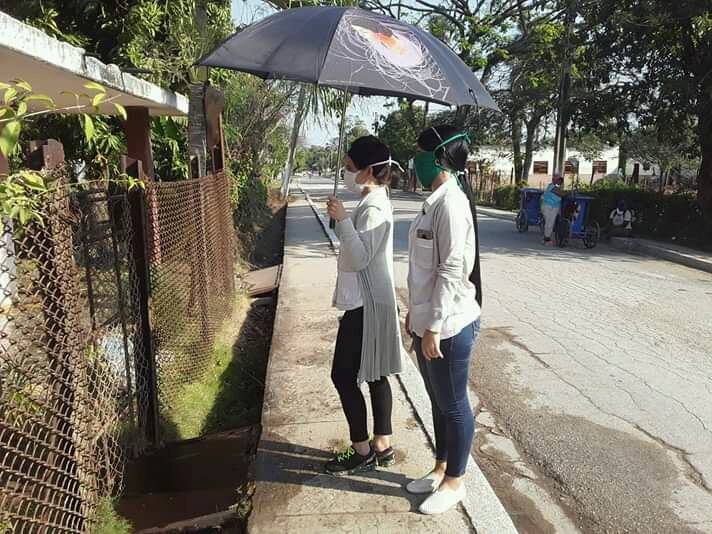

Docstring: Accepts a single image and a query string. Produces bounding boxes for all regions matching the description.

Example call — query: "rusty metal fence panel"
[0,170,236,532]
[146,172,236,420]
[0,177,142,532]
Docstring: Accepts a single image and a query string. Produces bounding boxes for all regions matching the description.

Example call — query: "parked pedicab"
[554,193,600,248]
[515,188,545,234]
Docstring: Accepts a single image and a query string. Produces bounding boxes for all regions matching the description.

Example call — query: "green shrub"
[228,158,272,246]
[492,185,520,211]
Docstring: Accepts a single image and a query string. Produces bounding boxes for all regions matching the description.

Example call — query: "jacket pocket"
[413,237,435,269]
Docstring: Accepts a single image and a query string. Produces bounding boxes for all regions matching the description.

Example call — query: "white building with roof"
[470,145,659,188]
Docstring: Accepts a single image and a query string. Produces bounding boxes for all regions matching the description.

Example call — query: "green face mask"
[413,151,444,189]
[413,132,471,188]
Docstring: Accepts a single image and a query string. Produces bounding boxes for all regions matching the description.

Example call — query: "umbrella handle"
[330,90,349,231]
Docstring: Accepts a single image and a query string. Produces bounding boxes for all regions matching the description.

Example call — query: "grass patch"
[92,498,132,534]
[200,299,271,435]
[160,186,283,440]
[165,292,272,439]
[167,295,249,439]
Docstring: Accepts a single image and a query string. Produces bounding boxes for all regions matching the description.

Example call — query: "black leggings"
[331,307,393,443]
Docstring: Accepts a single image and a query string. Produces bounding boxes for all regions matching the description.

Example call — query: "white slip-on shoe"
[405,471,444,494]
[418,484,466,515]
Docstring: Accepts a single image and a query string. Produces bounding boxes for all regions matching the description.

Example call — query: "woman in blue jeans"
[405,125,482,515]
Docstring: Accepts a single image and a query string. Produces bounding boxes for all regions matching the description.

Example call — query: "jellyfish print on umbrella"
[324,11,451,103]
[320,11,450,102]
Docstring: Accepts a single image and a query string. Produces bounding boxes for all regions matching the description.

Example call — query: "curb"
[301,185,517,534]
[477,206,517,222]
[301,187,339,252]
[609,237,712,274]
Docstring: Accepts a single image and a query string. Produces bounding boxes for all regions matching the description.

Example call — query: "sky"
[229,0,446,146]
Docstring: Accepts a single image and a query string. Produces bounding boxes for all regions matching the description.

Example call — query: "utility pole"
[553,0,576,176]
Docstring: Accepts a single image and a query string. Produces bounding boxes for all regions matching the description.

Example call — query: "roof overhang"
[0,10,188,117]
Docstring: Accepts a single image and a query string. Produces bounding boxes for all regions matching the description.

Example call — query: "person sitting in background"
[541,172,565,246]
[605,200,633,239]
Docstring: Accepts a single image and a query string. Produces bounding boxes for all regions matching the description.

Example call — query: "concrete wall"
[0,219,16,311]
[0,219,17,356]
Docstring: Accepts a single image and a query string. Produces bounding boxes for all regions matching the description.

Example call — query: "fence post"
[121,156,160,446]
[205,86,226,174]
[124,108,155,179]
[189,84,208,178]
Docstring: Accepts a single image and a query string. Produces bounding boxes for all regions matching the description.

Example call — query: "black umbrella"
[199,6,498,109]
[198,6,498,232]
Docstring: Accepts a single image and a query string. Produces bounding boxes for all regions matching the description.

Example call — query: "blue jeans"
[414,320,479,477]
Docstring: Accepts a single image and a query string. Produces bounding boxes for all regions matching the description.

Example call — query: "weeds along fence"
[0,153,236,532]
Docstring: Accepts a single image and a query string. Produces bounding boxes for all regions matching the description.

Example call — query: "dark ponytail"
[416,125,469,173]
[417,124,482,307]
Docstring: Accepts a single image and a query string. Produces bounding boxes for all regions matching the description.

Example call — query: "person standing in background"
[541,172,565,246]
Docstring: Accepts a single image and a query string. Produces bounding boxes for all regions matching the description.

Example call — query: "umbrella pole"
[329,90,349,229]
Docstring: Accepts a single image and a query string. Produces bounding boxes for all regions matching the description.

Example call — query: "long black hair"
[417,125,482,308]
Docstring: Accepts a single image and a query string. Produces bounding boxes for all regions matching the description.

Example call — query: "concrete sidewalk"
[248,197,517,533]
[608,236,712,274]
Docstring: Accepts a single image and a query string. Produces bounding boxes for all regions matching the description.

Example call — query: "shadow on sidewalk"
[255,439,423,511]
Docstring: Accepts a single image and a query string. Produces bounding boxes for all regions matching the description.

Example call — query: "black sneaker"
[325,447,376,476]
[373,446,395,467]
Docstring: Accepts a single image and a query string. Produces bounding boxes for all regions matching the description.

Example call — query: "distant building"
[469,145,660,188]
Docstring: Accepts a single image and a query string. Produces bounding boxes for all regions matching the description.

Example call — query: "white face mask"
[343,169,365,193]
[343,158,404,194]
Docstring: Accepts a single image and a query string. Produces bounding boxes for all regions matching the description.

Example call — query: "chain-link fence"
[146,173,236,430]
[0,169,236,532]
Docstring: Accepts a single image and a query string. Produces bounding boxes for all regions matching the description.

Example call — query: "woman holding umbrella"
[198,0,495,503]
[405,125,481,514]
[325,136,403,476]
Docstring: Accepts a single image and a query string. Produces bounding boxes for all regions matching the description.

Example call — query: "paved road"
[300,174,712,533]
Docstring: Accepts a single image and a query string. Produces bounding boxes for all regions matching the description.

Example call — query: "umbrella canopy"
[198,6,498,110]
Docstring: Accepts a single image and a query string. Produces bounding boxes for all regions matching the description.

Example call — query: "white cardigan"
[334,187,403,383]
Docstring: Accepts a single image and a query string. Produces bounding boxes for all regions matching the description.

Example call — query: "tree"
[296,145,333,173]
[569,131,606,184]
[374,102,425,167]
[1,1,235,182]
[624,128,699,191]
[1,1,305,191]
[580,1,712,227]
[346,119,371,148]
[1,1,234,94]
[492,13,569,183]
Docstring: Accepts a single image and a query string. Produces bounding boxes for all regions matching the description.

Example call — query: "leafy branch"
[0,79,127,159]
[0,169,144,227]
[0,170,49,226]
